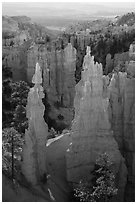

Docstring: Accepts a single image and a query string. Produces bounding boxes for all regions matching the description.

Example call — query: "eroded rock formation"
[108,44,135,201]
[22,63,48,185]
[66,46,127,201]
[27,43,76,130]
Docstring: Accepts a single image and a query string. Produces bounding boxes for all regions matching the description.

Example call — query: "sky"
[2,2,135,18]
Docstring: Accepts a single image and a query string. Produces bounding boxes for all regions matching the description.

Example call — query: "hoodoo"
[22,63,48,185]
[66,46,127,201]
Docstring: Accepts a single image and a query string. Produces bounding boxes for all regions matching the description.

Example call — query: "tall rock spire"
[22,62,48,185]
[32,62,42,84]
[66,46,127,201]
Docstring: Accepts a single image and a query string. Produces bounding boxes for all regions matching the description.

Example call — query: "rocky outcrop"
[22,63,48,185]
[66,46,127,201]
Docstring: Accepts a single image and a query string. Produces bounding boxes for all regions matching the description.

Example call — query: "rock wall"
[66,46,127,201]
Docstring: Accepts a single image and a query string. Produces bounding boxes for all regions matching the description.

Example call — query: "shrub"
[48,127,57,139]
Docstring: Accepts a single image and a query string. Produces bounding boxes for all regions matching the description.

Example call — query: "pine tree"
[73,153,118,202]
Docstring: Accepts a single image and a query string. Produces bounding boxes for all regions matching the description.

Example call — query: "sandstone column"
[22,62,48,185]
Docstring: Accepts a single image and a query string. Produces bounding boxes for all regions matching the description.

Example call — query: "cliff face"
[27,43,77,130]
[66,47,127,201]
